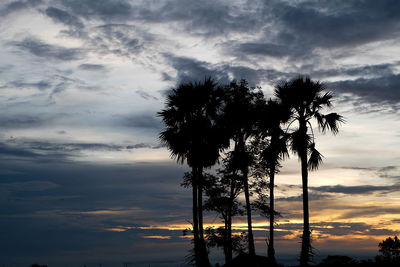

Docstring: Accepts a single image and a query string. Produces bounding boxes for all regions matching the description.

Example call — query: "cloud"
[59,0,133,21]
[164,54,230,84]
[310,184,400,195]
[276,192,331,202]
[0,115,48,129]
[45,6,84,28]
[0,0,43,16]
[274,0,400,49]
[5,80,51,90]
[12,37,84,61]
[235,42,291,58]
[329,74,400,104]
[78,63,106,71]
[136,89,158,101]
[131,0,262,37]
[120,114,162,130]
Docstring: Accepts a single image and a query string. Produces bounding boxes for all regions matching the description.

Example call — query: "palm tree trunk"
[224,219,229,264]
[243,167,256,256]
[268,164,276,262]
[227,210,232,263]
[197,166,211,267]
[198,166,204,240]
[237,133,255,256]
[300,136,310,266]
[192,167,200,266]
[226,180,235,263]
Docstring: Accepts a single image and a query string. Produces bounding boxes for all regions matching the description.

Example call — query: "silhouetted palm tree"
[256,99,290,262]
[220,79,264,256]
[274,77,344,266]
[159,78,229,267]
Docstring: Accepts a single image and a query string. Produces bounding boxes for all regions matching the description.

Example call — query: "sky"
[0,0,400,266]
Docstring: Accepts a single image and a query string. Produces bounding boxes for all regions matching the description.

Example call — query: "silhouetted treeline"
[159,76,346,267]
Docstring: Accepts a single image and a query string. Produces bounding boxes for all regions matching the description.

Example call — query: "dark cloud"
[235,42,291,58]
[132,0,261,37]
[0,139,162,166]
[0,115,47,129]
[5,80,51,90]
[274,0,400,49]
[0,0,42,16]
[12,37,84,61]
[59,0,133,21]
[136,89,158,101]
[310,184,400,195]
[45,6,84,28]
[121,114,162,130]
[78,63,106,71]
[89,24,143,57]
[0,151,191,264]
[329,74,400,104]
[310,63,398,80]
[276,192,331,202]
[164,54,230,84]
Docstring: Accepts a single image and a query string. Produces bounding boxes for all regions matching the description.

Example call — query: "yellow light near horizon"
[142,235,172,240]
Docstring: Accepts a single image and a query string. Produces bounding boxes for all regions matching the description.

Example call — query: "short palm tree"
[159,78,228,267]
[274,77,344,266]
[256,99,290,262]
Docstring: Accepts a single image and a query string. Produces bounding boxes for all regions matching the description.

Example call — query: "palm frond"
[316,112,345,135]
[307,143,324,171]
[289,128,311,155]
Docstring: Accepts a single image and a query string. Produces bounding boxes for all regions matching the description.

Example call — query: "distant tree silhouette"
[220,79,264,256]
[202,160,245,263]
[378,236,400,262]
[274,77,344,266]
[159,77,229,267]
[253,98,290,262]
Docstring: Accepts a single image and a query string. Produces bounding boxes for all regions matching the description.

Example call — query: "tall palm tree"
[159,78,229,267]
[274,77,344,266]
[256,99,290,262]
[221,79,264,256]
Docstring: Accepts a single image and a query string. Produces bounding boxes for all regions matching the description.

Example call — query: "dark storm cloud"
[0,115,47,129]
[274,0,400,49]
[120,114,162,130]
[310,63,398,80]
[45,6,84,28]
[131,0,261,37]
[3,140,161,154]
[328,74,400,103]
[12,37,84,61]
[0,151,191,262]
[310,184,400,195]
[59,0,133,21]
[164,54,230,84]
[4,80,51,90]
[78,63,106,71]
[0,0,42,16]
[88,24,143,57]
[235,42,291,58]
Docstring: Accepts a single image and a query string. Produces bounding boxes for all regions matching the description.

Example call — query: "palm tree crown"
[275,76,344,169]
[159,77,228,168]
